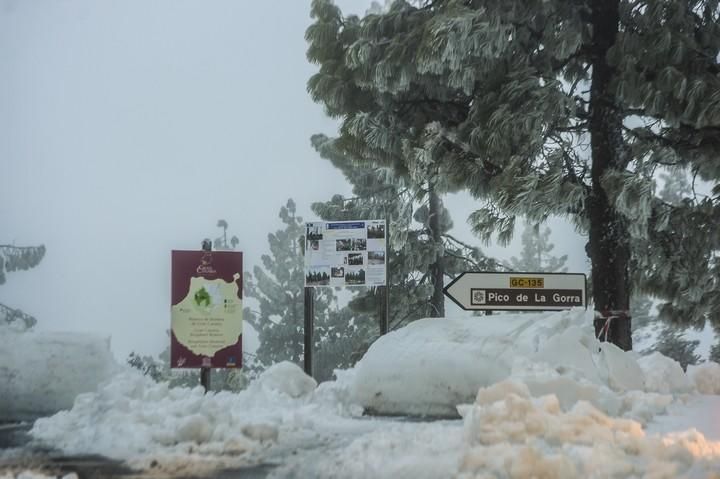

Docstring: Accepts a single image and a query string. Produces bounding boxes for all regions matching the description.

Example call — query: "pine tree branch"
[395,96,470,126]
[555,123,589,133]
[442,233,477,252]
[442,249,479,270]
[0,302,37,330]
[623,125,720,160]
[0,245,42,251]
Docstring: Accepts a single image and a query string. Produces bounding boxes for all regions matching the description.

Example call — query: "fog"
[1,0,588,361]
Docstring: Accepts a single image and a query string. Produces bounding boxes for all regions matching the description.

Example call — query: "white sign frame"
[444,272,587,311]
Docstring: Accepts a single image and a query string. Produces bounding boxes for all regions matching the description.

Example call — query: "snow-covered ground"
[5,309,720,478]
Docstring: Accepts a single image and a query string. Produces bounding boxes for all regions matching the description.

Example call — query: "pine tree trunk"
[588,0,632,351]
[428,184,445,318]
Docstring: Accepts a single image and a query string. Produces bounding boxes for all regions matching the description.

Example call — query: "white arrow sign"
[444,272,587,311]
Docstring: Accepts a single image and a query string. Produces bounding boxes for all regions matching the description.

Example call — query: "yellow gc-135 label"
[509,277,544,288]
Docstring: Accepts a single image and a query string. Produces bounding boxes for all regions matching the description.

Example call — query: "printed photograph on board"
[352,238,367,251]
[347,253,364,266]
[368,251,385,265]
[336,239,352,251]
[307,223,323,241]
[345,269,365,285]
[367,222,385,239]
[306,267,330,286]
[331,266,345,278]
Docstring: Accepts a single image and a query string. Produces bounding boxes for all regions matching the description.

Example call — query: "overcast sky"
[1,0,588,360]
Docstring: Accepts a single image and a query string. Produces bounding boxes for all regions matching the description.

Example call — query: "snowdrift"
[0,325,118,421]
[30,361,332,474]
[457,379,720,478]
[349,309,699,417]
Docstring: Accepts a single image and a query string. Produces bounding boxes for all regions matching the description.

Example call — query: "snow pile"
[638,352,693,394]
[350,309,689,416]
[687,362,720,394]
[30,361,329,472]
[255,361,318,398]
[458,380,720,478]
[0,326,119,421]
[350,311,569,416]
[312,367,364,417]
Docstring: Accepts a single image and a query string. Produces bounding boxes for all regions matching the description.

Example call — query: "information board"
[444,272,586,311]
[305,220,386,287]
[171,250,243,368]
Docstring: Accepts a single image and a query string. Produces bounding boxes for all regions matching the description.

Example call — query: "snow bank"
[459,380,720,478]
[639,352,693,394]
[349,309,715,417]
[0,327,118,421]
[687,362,720,394]
[30,361,326,472]
[256,361,317,398]
[351,310,646,416]
[350,311,568,416]
[271,379,720,479]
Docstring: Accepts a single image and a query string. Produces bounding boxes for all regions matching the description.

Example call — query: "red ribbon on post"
[595,309,631,343]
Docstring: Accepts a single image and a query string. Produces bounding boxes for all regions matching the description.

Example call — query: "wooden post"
[200,367,211,392]
[304,287,314,377]
[200,239,212,393]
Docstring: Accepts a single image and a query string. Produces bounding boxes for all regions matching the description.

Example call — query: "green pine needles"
[306,0,720,350]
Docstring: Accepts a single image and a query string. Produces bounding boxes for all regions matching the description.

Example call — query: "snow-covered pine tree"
[0,243,46,329]
[213,219,239,251]
[710,342,720,363]
[645,326,701,370]
[651,165,704,325]
[244,199,344,378]
[508,222,568,273]
[311,134,499,330]
[306,0,720,351]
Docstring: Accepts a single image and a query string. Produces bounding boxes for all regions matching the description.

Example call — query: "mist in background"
[1,0,588,360]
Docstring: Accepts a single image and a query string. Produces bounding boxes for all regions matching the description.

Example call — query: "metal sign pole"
[200,239,212,393]
[381,218,389,335]
[304,286,314,377]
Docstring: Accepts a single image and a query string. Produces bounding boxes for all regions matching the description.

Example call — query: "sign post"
[444,272,587,311]
[303,219,388,377]
[381,219,389,335]
[200,240,212,392]
[303,287,314,377]
[170,244,243,394]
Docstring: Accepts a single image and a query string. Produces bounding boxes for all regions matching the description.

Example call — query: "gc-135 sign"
[444,272,587,311]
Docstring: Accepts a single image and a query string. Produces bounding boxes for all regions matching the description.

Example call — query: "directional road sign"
[444,272,587,311]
